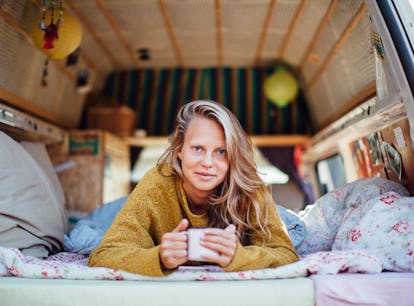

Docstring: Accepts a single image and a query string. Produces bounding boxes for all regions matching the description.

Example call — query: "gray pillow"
[0,132,66,257]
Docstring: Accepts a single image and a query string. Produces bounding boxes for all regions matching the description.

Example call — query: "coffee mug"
[187,227,219,261]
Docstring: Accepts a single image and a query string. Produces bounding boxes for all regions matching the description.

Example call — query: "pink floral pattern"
[333,192,414,272]
[393,222,411,235]
[380,193,399,205]
[297,177,408,255]
[0,247,382,281]
[348,229,362,242]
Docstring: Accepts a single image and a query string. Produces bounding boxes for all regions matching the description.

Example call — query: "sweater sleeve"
[88,167,182,277]
[222,202,299,272]
[88,191,167,276]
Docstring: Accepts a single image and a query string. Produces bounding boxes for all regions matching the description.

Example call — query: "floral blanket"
[297,177,410,255]
[0,247,382,281]
[1,177,413,281]
[297,177,414,273]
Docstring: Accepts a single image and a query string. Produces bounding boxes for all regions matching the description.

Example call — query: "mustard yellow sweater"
[88,165,298,276]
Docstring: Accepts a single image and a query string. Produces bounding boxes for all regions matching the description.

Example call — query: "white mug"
[187,227,219,262]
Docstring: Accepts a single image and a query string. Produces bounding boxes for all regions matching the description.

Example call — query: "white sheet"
[0,277,314,306]
[311,272,414,306]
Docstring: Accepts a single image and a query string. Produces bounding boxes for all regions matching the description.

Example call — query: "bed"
[311,272,414,306]
[1,108,414,306]
[0,246,412,306]
[0,277,314,306]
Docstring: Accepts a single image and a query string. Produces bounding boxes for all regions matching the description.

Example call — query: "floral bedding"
[1,177,413,281]
[296,177,409,255]
[0,247,382,281]
[333,191,414,272]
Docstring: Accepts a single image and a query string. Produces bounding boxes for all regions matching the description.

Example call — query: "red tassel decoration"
[38,1,62,50]
[42,21,60,49]
[41,58,49,87]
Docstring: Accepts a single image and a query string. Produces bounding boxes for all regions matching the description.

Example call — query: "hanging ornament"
[32,0,83,60]
[41,58,49,87]
[66,47,81,66]
[263,66,299,107]
[38,0,62,50]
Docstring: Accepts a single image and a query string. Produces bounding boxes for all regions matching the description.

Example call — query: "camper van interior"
[1,0,414,305]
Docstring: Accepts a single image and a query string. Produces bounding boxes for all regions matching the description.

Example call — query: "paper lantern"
[32,6,82,60]
[264,68,299,107]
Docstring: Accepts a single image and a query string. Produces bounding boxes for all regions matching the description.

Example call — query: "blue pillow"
[277,205,306,250]
[64,196,128,254]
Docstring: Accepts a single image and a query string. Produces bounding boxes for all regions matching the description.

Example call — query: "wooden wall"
[350,117,414,195]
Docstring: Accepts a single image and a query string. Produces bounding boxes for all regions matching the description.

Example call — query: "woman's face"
[178,116,229,200]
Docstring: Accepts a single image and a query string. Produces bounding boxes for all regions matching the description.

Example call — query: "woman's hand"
[159,219,189,270]
[200,224,238,267]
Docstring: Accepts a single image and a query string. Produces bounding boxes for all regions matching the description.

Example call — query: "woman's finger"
[199,228,238,265]
[160,231,188,269]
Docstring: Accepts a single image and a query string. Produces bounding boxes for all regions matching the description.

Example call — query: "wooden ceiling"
[1,0,376,132]
[64,0,376,130]
[61,0,369,75]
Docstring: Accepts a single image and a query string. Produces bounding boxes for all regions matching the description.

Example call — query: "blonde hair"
[158,100,274,243]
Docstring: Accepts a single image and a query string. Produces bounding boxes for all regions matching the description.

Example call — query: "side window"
[315,154,346,196]
[392,1,414,48]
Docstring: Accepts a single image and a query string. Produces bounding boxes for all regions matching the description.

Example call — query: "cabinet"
[49,130,130,212]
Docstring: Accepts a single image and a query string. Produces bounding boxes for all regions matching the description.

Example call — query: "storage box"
[49,130,131,212]
[87,106,136,137]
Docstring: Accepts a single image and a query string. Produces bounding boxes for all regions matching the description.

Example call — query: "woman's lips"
[195,172,215,178]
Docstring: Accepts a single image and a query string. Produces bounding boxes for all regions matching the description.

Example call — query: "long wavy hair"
[158,100,273,243]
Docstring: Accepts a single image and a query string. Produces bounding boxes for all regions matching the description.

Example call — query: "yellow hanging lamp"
[32,1,82,60]
[263,66,299,108]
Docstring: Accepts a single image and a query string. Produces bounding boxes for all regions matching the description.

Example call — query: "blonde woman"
[89,100,298,276]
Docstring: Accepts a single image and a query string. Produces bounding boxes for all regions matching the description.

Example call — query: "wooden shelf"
[124,135,310,147]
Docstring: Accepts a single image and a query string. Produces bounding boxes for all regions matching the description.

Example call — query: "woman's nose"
[201,153,213,167]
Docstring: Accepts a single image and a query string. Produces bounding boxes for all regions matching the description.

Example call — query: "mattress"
[311,272,414,306]
[0,277,314,306]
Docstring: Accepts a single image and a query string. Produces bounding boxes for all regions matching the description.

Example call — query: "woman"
[88,100,298,276]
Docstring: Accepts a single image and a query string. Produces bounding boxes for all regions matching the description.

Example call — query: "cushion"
[64,196,128,254]
[333,192,414,272]
[296,177,409,256]
[20,141,66,226]
[0,132,66,257]
[277,205,306,250]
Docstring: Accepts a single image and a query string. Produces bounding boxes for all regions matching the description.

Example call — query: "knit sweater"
[88,165,298,276]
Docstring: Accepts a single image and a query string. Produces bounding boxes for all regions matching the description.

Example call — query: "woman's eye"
[193,146,201,152]
[218,149,226,156]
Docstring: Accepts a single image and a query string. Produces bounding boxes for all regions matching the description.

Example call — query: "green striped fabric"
[104,67,312,136]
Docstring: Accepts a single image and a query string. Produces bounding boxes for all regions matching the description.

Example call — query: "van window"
[393,1,414,46]
[316,154,346,196]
